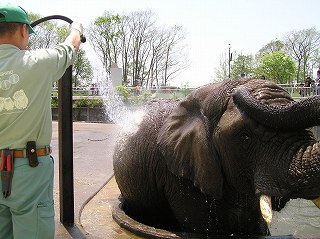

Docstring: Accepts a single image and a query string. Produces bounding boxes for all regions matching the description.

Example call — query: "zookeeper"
[0,3,82,239]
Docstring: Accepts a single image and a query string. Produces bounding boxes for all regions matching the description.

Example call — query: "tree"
[310,48,320,71]
[73,49,94,87]
[256,39,285,61]
[128,10,156,86]
[231,53,255,78]
[28,13,60,49]
[156,25,188,86]
[214,52,229,82]
[87,12,122,74]
[88,10,188,87]
[260,52,296,84]
[27,12,93,87]
[285,27,320,81]
[215,28,320,83]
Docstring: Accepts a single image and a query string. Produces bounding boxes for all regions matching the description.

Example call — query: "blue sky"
[7,0,320,87]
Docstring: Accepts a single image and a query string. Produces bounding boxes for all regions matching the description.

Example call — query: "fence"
[52,84,320,101]
[278,84,320,99]
[52,86,196,101]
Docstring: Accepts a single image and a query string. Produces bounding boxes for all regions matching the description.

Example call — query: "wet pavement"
[80,176,142,239]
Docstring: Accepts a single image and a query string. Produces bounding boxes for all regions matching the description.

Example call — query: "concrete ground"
[51,121,138,239]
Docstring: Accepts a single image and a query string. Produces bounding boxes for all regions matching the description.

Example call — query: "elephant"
[113,78,320,237]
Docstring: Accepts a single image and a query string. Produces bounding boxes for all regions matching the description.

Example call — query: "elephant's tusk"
[259,195,273,224]
[312,197,320,209]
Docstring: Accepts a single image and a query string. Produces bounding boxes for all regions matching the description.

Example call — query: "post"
[228,43,231,78]
[58,66,75,225]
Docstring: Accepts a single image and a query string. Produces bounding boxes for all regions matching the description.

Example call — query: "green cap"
[0,3,35,34]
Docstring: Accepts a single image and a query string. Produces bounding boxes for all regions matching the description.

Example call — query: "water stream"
[98,74,145,134]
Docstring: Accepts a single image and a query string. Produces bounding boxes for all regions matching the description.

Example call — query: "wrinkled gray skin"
[113,79,320,236]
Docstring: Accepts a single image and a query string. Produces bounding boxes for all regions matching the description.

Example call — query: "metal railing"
[52,85,320,101]
[278,84,320,99]
[52,86,195,100]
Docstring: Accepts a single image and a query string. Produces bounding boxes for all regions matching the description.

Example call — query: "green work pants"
[0,155,55,239]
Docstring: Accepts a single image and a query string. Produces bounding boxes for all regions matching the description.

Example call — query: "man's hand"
[65,22,83,54]
[70,22,83,35]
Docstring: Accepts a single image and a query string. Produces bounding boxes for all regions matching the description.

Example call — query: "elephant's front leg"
[165,175,270,236]
[216,200,270,236]
[217,187,270,236]
[164,176,221,234]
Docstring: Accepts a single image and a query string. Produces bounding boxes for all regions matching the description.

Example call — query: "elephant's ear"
[157,95,223,199]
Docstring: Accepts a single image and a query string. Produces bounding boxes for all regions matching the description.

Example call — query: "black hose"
[31,15,86,43]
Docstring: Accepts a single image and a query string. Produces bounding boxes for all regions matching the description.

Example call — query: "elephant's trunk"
[260,141,320,225]
[233,86,320,130]
[288,141,320,198]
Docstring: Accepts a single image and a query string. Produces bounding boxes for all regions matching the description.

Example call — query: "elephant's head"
[157,78,320,225]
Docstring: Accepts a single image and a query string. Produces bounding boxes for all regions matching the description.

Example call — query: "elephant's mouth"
[259,194,320,224]
[254,141,320,225]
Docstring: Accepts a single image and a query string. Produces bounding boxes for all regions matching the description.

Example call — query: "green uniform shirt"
[0,43,75,149]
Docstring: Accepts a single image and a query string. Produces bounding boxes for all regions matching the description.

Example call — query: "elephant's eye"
[240,132,250,143]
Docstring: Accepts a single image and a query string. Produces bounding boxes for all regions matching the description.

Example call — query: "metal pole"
[58,66,74,225]
[31,15,85,229]
[228,43,231,78]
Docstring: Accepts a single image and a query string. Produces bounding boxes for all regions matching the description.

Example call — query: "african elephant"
[113,78,320,236]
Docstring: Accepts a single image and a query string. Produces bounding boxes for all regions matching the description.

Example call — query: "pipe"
[31,15,86,43]
[30,15,86,225]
